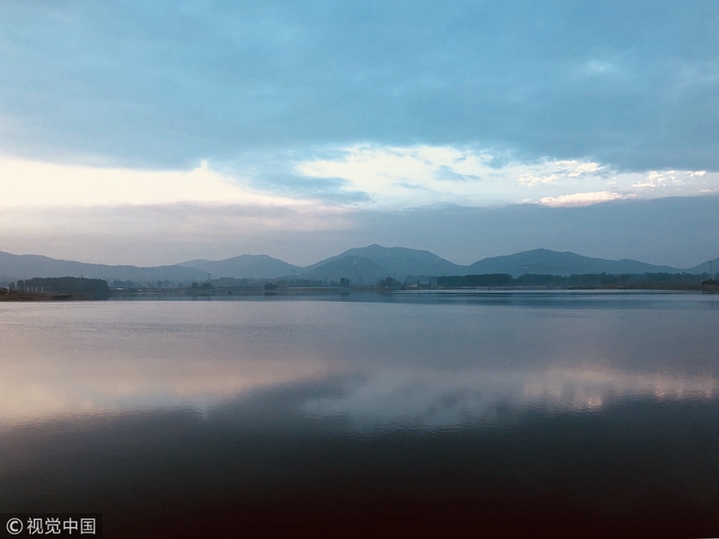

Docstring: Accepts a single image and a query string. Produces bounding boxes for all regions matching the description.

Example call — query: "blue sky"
[1,1,718,265]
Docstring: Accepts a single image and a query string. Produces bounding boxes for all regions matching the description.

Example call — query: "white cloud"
[0,156,308,209]
[516,160,603,186]
[296,145,613,207]
[2,149,717,214]
[295,144,719,208]
[580,59,622,77]
[632,170,716,190]
[540,191,625,207]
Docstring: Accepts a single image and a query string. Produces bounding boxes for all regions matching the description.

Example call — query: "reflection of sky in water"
[1,292,718,427]
[303,368,719,429]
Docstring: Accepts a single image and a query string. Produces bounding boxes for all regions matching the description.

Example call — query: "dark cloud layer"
[1,0,718,174]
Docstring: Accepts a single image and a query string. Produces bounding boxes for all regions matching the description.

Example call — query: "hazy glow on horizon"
[0,351,330,425]
[0,157,311,209]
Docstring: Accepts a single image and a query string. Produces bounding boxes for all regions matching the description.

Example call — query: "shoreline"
[0,292,75,302]
[3,283,718,302]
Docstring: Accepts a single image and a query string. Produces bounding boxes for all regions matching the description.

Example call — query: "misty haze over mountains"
[1,245,717,286]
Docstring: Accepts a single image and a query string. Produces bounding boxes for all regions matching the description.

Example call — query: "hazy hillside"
[301,246,687,281]
[466,249,682,277]
[687,256,719,275]
[299,255,392,284]
[0,250,206,284]
[1,245,713,287]
[179,254,300,279]
[302,244,463,278]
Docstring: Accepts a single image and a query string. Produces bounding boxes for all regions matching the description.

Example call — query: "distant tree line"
[111,280,139,289]
[279,278,324,287]
[438,274,514,287]
[438,272,713,288]
[378,277,402,288]
[190,281,213,290]
[111,279,171,290]
[13,277,110,299]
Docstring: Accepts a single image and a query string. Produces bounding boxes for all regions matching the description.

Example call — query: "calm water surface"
[1,291,718,538]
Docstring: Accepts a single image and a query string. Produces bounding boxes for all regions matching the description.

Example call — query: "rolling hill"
[1,245,714,286]
[299,244,464,281]
[0,250,207,284]
[299,255,391,284]
[179,254,300,279]
[465,249,682,278]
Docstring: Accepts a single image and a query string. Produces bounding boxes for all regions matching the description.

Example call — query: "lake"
[1,291,718,538]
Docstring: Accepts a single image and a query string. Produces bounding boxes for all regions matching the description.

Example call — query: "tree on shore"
[10,277,110,299]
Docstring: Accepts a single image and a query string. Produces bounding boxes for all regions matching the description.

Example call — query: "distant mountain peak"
[467,249,681,277]
[1,246,712,286]
[178,253,299,279]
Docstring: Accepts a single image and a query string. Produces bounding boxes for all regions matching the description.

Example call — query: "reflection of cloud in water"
[0,356,329,426]
[3,360,718,429]
[302,368,719,428]
[3,298,719,431]
[522,368,717,408]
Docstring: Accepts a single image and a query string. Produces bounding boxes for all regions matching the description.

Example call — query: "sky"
[1,0,718,267]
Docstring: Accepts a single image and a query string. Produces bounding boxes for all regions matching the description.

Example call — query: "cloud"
[247,173,372,204]
[293,144,719,207]
[0,0,718,174]
[296,144,609,206]
[2,143,717,228]
[515,160,603,186]
[581,60,620,77]
[540,191,625,207]
[0,156,313,209]
[631,170,716,191]
[295,144,495,204]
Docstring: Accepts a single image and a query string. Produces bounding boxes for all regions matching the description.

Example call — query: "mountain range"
[1,245,717,286]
